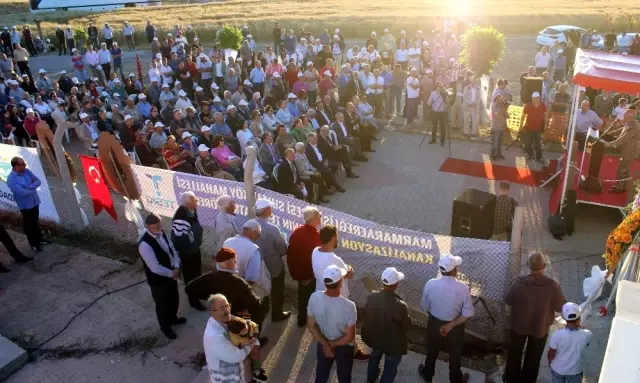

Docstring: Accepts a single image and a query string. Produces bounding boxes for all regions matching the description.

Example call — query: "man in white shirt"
[534,46,551,75]
[213,195,240,253]
[203,294,257,383]
[84,46,105,85]
[98,42,111,80]
[138,213,184,340]
[197,54,213,92]
[395,42,409,70]
[368,69,385,118]
[462,76,482,136]
[613,98,629,120]
[359,64,373,93]
[311,225,353,298]
[405,68,421,125]
[419,253,473,383]
[123,21,136,50]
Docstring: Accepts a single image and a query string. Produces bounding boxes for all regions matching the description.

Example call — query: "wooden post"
[136,53,142,83]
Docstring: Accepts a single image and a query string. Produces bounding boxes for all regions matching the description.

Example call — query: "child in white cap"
[547,302,593,383]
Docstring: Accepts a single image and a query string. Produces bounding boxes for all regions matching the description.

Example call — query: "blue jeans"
[75,69,88,84]
[491,129,504,157]
[367,348,402,383]
[551,369,583,383]
[315,343,353,383]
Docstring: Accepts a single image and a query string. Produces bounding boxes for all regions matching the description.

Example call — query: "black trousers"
[269,271,285,319]
[422,314,465,383]
[504,330,548,383]
[431,111,447,144]
[180,250,202,305]
[3,41,13,56]
[297,278,316,326]
[149,279,179,331]
[17,61,33,84]
[25,40,37,56]
[101,63,111,81]
[0,224,25,260]
[302,175,326,202]
[19,205,42,249]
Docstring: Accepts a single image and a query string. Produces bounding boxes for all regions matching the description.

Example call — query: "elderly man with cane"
[171,191,205,311]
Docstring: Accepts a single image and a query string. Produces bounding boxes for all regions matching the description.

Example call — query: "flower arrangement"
[604,208,640,270]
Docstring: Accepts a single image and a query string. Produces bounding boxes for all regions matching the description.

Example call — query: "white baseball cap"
[181,131,192,139]
[124,114,133,120]
[155,53,162,58]
[25,108,34,114]
[38,69,46,74]
[243,79,252,86]
[154,122,165,128]
[323,265,347,284]
[196,86,203,92]
[113,92,120,97]
[323,70,331,76]
[138,93,146,99]
[114,78,121,83]
[288,93,297,99]
[562,302,582,321]
[71,48,77,52]
[306,61,313,66]
[178,90,187,97]
[60,70,67,74]
[79,112,89,119]
[198,144,210,151]
[201,125,212,132]
[239,99,248,106]
[255,199,273,210]
[128,73,135,78]
[175,80,181,85]
[381,267,405,286]
[438,253,462,273]
[532,92,541,98]
[273,73,281,78]
[226,104,236,111]
[297,71,304,77]
[153,37,158,41]
[211,82,219,89]
[213,95,221,102]
[162,83,170,88]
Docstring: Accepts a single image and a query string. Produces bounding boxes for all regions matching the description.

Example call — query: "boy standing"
[547,302,593,383]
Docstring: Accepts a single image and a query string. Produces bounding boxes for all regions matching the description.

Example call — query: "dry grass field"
[1,0,640,42]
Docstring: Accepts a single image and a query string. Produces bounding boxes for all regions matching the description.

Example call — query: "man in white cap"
[123,21,136,50]
[137,93,152,119]
[504,251,566,383]
[231,83,247,107]
[521,91,547,164]
[223,219,271,299]
[196,53,213,92]
[194,143,234,180]
[175,89,193,115]
[546,302,593,383]
[304,61,320,105]
[254,199,291,322]
[419,253,473,383]
[36,69,52,92]
[361,266,410,383]
[149,122,168,149]
[307,264,358,382]
[123,95,141,121]
[110,42,125,80]
[159,83,176,108]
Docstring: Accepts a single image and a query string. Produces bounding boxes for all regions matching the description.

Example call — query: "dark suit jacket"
[331,120,353,141]
[315,108,331,127]
[258,143,279,176]
[305,143,328,172]
[276,159,301,195]
[323,99,339,121]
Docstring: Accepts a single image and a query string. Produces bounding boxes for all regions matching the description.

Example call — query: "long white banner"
[0,144,60,223]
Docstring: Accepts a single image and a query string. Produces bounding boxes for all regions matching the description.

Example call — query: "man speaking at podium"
[602,109,640,193]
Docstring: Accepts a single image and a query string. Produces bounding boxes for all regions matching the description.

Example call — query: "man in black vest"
[138,213,185,340]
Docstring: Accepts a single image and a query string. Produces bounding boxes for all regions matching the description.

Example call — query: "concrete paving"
[0,335,28,381]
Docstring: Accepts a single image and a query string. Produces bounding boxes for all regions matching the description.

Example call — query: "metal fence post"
[53,127,86,232]
[244,146,257,218]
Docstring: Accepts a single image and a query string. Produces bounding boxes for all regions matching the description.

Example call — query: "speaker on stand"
[522,77,543,104]
[451,188,497,239]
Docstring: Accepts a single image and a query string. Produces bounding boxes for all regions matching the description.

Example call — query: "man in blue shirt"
[249,61,265,98]
[110,42,124,80]
[6,156,50,252]
[137,93,152,119]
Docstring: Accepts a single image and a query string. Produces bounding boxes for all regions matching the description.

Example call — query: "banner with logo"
[0,144,60,223]
[131,165,516,342]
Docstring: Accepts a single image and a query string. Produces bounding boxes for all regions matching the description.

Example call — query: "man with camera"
[427,82,448,146]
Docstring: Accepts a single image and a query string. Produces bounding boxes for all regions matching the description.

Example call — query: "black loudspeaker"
[451,188,496,239]
[549,214,567,240]
[561,189,577,236]
[522,77,543,104]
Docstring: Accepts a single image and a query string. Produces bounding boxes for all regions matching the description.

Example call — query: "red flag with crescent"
[79,155,118,221]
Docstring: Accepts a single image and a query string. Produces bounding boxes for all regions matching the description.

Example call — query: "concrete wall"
[599,280,640,382]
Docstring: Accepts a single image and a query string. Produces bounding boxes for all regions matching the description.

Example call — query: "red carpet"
[439,157,550,186]
[548,152,640,214]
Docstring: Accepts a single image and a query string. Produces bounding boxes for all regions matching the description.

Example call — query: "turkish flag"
[79,155,118,221]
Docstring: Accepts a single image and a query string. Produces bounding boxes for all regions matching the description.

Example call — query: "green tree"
[460,26,505,76]
[216,25,243,51]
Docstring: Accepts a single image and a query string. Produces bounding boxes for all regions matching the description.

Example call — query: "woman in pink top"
[211,134,242,168]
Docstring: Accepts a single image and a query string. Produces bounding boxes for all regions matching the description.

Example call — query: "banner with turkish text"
[79,155,117,221]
